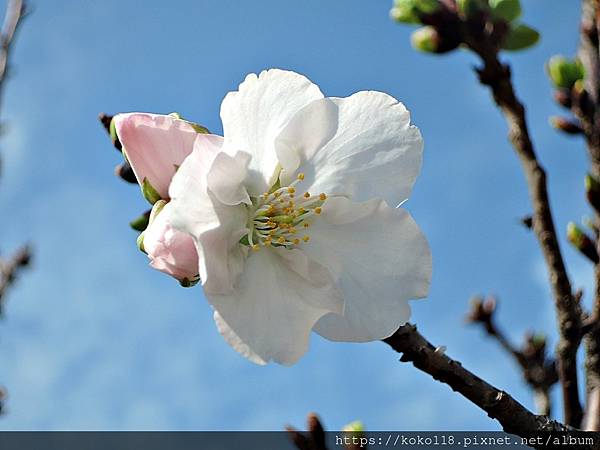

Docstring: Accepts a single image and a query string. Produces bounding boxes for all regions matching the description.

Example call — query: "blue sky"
[0,0,588,431]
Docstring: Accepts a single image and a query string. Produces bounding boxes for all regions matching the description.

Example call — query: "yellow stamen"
[315,207,322,215]
[302,236,310,242]
[303,192,310,199]
[319,193,327,201]
[297,173,305,180]
[293,238,300,245]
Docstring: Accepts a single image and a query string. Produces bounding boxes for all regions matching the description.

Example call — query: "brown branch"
[0,245,31,315]
[466,296,558,416]
[383,324,571,436]
[575,0,600,431]
[461,34,582,427]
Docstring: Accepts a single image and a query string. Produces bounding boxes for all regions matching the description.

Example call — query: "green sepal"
[585,173,600,214]
[489,0,521,22]
[567,222,599,264]
[109,117,119,147]
[413,0,440,14]
[149,199,168,224]
[411,26,439,53]
[390,3,419,24]
[390,0,441,24]
[169,112,210,134]
[530,333,546,349]
[137,231,146,254]
[456,0,489,18]
[546,56,585,89]
[189,122,210,134]
[501,23,540,51]
[141,177,162,205]
[342,421,365,433]
[129,210,151,232]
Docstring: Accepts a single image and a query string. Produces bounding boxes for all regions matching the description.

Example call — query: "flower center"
[243,173,327,251]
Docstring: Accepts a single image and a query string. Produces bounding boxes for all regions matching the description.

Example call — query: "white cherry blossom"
[166,69,432,365]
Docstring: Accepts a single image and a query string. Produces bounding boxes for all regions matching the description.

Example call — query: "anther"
[303,192,310,199]
[315,207,322,215]
[319,193,327,201]
[302,236,310,242]
[297,173,305,180]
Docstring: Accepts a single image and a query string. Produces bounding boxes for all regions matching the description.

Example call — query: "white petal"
[168,133,225,237]
[220,69,323,195]
[303,196,432,342]
[275,91,423,207]
[168,134,248,294]
[207,248,343,365]
[206,151,252,206]
[214,311,267,365]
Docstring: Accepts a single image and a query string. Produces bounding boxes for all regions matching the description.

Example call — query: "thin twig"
[466,296,558,416]
[383,324,572,436]
[462,34,582,427]
[0,245,31,315]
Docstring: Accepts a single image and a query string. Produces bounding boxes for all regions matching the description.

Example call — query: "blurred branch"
[382,324,572,436]
[0,0,30,308]
[0,0,25,117]
[462,28,582,429]
[0,0,29,417]
[466,296,558,416]
[0,245,30,315]
[287,413,328,450]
